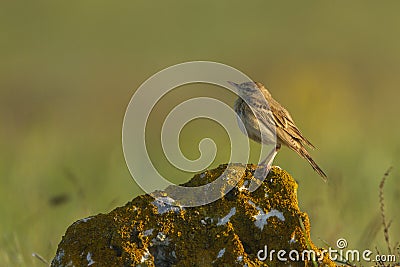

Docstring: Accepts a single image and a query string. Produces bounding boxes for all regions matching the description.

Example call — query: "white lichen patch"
[152,232,171,246]
[151,196,182,215]
[289,232,297,244]
[156,232,166,242]
[73,216,93,226]
[53,249,65,264]
[238,180,249,191]
[217,207,236,226]
[201,217,213,225]
[86,252,95,266]
[140,249,151,263]
[80,216,93,223]
[217,248,225,258]
[247,200,257,208]
[253,209,285,230]
[142,228,154,237]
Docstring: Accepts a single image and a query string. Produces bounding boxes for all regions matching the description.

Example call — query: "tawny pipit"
[229,81,327,181]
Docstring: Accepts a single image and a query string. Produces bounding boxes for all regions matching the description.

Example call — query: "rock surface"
[51,165,336,266]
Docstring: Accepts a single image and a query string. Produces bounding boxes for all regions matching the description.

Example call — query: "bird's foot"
[254,163,271,179]
[246,164,272,192]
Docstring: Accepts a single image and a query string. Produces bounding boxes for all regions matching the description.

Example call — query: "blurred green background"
[1,1,400,266]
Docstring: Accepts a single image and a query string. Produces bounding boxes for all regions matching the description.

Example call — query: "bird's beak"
[227,81,239,88]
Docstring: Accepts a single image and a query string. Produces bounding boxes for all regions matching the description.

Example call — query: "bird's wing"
[270,101,315,149]
[250,105,277,142]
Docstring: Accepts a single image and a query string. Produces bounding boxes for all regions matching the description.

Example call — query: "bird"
[228,81,327,181]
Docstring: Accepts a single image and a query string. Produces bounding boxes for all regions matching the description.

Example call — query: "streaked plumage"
[230,81,327,181]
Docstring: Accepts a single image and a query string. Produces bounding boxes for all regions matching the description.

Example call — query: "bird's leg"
[255,144,281,178]
[261,144,281,169]
[249,144,281,192]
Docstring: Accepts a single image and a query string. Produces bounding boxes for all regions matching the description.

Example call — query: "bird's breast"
[234,99,276,145]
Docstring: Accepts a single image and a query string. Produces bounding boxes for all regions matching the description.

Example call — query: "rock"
[51,165,337,266]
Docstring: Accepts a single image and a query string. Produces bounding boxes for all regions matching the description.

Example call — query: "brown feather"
[256,82,326,180]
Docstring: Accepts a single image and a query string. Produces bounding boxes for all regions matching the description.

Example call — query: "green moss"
[51,165,338,266]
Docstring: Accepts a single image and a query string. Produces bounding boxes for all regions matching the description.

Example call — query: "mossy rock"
[51,165,337,266]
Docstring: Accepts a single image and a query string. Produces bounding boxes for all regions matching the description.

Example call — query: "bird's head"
[228,81,271,101]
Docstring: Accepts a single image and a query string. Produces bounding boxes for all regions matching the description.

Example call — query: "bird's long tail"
[298,148,327,182]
